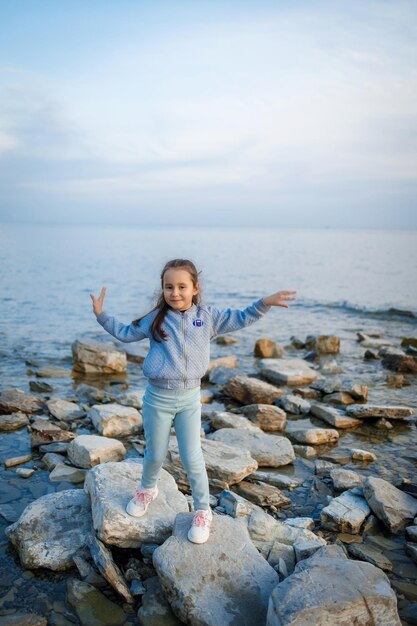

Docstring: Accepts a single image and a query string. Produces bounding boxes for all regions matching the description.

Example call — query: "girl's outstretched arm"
[90,287,148,343]
[208,291,296,338]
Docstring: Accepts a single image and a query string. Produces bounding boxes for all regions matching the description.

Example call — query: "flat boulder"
[225,375,283,405]
[310,403,361,429]
[84,461,189,547]
[0,411,29,432]
[266,544,401,625]
[72,339,127,374]
[164,437,258,488]
[208,410,261,432]
[320,488,371,534]
[363,476,417,534]
[68,434,126,468]
[88,403,142,436]
[153,512,279,626]
[286,418,339,445]
[0,388,44,414]
[260,359,322,386]
[30,419,76,447]
[346,404,415,420]
[5,490,92,570]
[239,404,286,432]
[207,428,295,467]
[46,398,86,421]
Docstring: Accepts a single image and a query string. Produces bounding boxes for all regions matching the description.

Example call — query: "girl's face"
[163,267,199,312]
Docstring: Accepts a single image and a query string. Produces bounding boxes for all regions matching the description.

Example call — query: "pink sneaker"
[187,508,213,544]
[126,484,159,517]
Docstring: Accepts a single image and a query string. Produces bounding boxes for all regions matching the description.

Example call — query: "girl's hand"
[90,287,107,317]
[263,291,297,308]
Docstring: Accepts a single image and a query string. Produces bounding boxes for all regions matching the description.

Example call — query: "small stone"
[322,391,355,406]
[279,394,310,415]
[260,359,322,386]
[330,468,364,491]
[254,338,284,358]
[386,374,404,388]
[350,449,377,462]
[215,335,238,345]
[49,464,87,484]
[225,375,283,405]
[15,468,35,478]
[305,335,340,354]
[0,412,30,432]
[293,444,316,459]
[4,454,33,468]
[88,403,142,437]
[67,434,126,468]
[46,398,85,421]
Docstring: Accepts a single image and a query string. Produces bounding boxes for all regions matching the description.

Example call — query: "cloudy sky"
[0,0,416,228]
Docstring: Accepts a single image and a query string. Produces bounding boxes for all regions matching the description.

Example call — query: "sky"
[0,0,416,228]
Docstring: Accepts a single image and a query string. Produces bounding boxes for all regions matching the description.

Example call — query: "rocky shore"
[0,331,416,625]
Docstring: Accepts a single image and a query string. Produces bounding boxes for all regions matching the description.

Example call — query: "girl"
[90,258,296,544]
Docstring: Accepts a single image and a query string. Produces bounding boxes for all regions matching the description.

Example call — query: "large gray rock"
[164,437,258,489]
[266,544,401,625]
[5,490,92,570]
[346,404,415,420]
[72,339,127,374]
[310,403,362,428]
[84,461,189,547]
[363,476,417,533]
[88,403,142,436]
[320,488,371,534]
[206,428,295,467]
[153,512,279,626]
[0,388,44,414]
[285,419,339,445]
[239,404,286,432]
[225,375,283,405]
[46,397,86,421]
[260,359,321,386]
[68,434,126,468]
[208,410,261,432]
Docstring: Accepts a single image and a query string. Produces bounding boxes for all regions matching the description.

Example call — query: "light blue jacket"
[96,298,271,389]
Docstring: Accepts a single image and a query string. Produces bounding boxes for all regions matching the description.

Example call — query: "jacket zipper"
[182,312,187,388]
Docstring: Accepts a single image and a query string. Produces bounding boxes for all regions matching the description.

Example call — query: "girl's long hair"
[132,259,201,342]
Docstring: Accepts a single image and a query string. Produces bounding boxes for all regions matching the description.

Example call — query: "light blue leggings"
[140,383,210,511]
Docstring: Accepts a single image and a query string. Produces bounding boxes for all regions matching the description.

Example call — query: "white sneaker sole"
[126,485,158,517]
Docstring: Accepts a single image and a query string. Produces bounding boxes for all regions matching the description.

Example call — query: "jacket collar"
[167,303,197,316]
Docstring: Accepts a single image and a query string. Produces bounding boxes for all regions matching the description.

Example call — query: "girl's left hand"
[263,291,297,308]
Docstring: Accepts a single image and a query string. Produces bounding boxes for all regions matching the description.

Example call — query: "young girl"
[90,258,296,544]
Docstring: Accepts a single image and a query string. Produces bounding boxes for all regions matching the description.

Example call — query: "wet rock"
[46,398,86,421]
[75,383,108,404]
[322,391,355,405]
[284,517,315,530]
[218,489,262,518]
[233,480,292,508]
[0,615,47,626]
[88,403,142,436]
[215,335,237,345]
[315,459,337,476]
[310,379,343,395]
[363,476,417,534]
[207,428,295,467]
[386,373,404,388]
[68,434,126,468]
[349,384,369,402]
[406,543,417,564]
[310,403,361,428]
[225,375,283,405]
[137,575,184,626]
[200,389,214,404]
[364,349,379,360]
[30,419,75,447]
[164,437,258,488]
[381,349,417,373]
[260,358,322,386]
[67,579,126,626]
[254,338,285,358]
[6,490,92,570]
[251,470,301,490]
[238,404,286,432]
[35,365,71,378]
[88,535,133,602]
[208,410,261,432]
[286,419,339,445]
[49,463,87,483]
[346,404,415,420]
[405,526,417,542]
[350,448,377,462]
[347,542,393,571]
[0,412,30,432]
[15,468,35,478]
[72,338,127,374]
[320,488,371,534]
[29,380,54,393]
[357,333,393,348]
[84,461,189,547]
[114,390,143,409]
[42,452,68,470]
[266,544,401,626]
[279,394,310,415]
[375,417,393,429]
[153,512,279,626]
[305,335,340,354]
[293,444,316,459]
[0,388,44,414]
[208,366,241,385]
[72,554,107,588]
[330,468,364,491]
[207,355,238,371]
[4,453,33,468]
[293,387,320,399]
[39,442,69,453]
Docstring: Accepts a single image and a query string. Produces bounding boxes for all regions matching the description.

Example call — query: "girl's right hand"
[90,287,107,317]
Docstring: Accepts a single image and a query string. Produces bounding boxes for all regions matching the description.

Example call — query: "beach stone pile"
[3,330,416,625]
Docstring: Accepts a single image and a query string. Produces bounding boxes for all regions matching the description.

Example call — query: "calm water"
[0,223,417,624]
